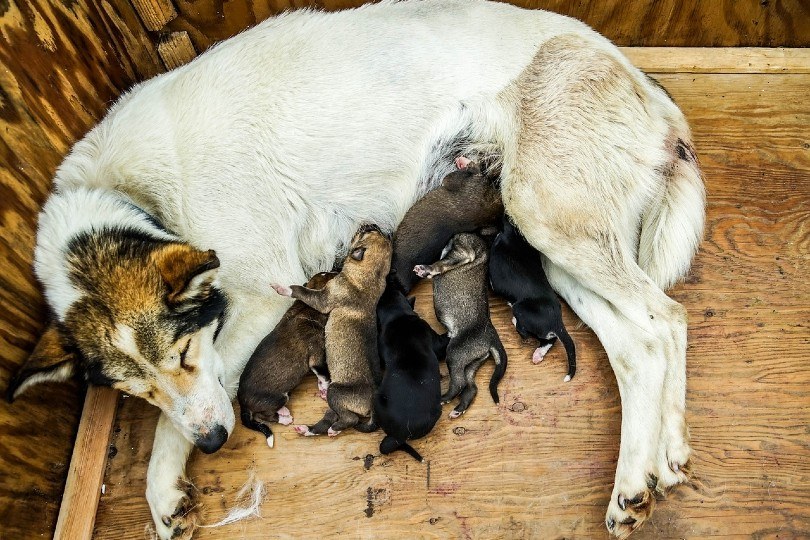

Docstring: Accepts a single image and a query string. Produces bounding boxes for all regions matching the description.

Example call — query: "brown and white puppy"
[272,226,391,436]
[414,232,507,418]
[238,271,336,448]
[391,156,503,292]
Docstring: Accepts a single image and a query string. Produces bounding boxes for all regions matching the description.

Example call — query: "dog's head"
[9,231,234,454]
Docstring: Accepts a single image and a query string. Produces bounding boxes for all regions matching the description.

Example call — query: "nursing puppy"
[414,233,507,417]
[489,216,576,381]
[374,278,449,462]
[238,271,335,448]
[391,156,503,292]
[272,227,391,436]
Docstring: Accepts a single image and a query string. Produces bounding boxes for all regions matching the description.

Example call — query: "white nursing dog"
[9,0,704,537]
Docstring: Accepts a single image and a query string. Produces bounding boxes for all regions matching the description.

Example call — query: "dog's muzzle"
[194,424,228,454]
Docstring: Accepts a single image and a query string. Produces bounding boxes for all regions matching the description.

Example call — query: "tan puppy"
[272,226,391,436]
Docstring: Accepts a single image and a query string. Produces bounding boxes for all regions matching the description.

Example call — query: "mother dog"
[8,0,704,537]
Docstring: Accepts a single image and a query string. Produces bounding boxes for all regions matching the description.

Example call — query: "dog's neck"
[34,187,177,321]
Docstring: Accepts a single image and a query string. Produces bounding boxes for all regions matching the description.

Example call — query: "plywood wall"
[0,1,162,537]
[163,0,810,53]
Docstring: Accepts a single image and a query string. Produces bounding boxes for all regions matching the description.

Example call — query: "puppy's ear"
[407,296,416,308]
[441,171,466,192]
[152,244,220,305]
[7,324,77,402]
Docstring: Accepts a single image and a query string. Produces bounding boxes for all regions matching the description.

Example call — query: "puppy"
[391,156,503,292]
[414,232,507,418]
[272,226,391,436]
[489,215,576,381]
[238,271,335,448]
[374,277,449,462]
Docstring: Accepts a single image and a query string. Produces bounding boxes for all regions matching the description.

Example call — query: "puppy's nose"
[195,424,228,454]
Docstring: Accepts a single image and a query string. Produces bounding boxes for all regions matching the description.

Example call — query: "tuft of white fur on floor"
[200,470,266,528]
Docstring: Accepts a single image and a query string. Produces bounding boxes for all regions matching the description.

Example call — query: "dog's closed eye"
[351,247,366,261]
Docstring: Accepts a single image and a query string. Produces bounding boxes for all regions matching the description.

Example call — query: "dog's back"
[374,282,446,461]
[392,160,502,291]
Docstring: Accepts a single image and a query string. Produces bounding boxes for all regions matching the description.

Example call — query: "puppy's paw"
[605,487,654,539]
[277,406,293,426]
[455,155,472,169]
[294,425,316,436]
[413,265,434,279]
[531,344,552,364]
[271,284,292,296]
[148,480,198,540]
[327,427,341,437]
[448,409,464,419]
[655,436,692,492]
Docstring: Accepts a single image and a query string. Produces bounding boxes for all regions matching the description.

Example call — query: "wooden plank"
[621,47,810,74]
[157,31,197,70]
[54,387,119,540]
[130,0,177,31]
[92,68,810,538]
[166,0,810,54]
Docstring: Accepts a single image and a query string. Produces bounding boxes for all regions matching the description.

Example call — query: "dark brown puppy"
[391,156,503,292]
[238,271,335,448]
[272,226,391,436]
[414,232,507,418]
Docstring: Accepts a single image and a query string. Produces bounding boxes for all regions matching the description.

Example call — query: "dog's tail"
[380,435,424,462]
[240,409,275,448]
[556,326,577,382]
[488,340,508,404]
[638,122,706,290]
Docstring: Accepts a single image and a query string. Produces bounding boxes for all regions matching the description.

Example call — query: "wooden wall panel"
[0,1,162,538]
[163,0,810,53]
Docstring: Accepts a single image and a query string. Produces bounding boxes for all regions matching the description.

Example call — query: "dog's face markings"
[10,235,234,451]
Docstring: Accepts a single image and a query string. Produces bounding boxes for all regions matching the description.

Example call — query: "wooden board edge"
[620,47,810,73]
[54,386,119,540]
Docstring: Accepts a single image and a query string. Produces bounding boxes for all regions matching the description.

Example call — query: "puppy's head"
[510,301,549,342]
[10,233,234,453]
[343,225,393,284]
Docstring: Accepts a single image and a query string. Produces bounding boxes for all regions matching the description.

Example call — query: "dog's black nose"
[195,424,228,454]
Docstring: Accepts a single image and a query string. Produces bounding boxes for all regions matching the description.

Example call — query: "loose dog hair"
[11,1,704,537]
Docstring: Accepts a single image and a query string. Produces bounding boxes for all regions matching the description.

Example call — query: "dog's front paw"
[605,486,654,539]
[277,406,293,426]
[655,431,692,492]
[148,480,198,540]
[413,265,434,279]
[294,425,316,436]
[271,284,292,296]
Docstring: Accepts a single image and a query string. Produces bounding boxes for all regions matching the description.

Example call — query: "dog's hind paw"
[327,427,342,437]
[448,409,464,419]
[605,487,654,539]
[413,265,434,278]
[531,344,552,364]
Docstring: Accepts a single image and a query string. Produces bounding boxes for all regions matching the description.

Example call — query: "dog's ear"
[441,171,466,192]
[7,323,77,402]
[407,296,416,309]
[152,244,220,306]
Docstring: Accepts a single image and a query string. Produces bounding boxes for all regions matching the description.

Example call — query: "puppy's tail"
[557,326,577,382]
[240,409,275,448]
[488,340,508,404]
[380,435,424,462]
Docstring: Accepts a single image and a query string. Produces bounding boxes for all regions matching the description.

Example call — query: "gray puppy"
[414,232,507,418]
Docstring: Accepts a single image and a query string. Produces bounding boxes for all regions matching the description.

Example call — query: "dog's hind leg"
[240,408,276,448]
[271,284,332,313]
[450,354,489,418]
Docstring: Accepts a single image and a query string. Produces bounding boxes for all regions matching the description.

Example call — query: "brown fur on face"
[238,271,336,446]
[9,229,232,447]
[273,227,392,436]
[391,160,503,292]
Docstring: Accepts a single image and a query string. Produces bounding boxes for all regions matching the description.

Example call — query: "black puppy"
[489,216,576,381]
[374,277,449,462]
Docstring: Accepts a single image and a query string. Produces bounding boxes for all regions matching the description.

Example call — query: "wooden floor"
[93,49,810,539]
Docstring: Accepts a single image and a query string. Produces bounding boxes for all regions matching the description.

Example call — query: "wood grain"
[0,1,161,538]
[53,387,119,540]
[163,0,810,53]
[157,31,197,70]
[92,66,810,539]
[621,47,810,74]
[131,0,177,31]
